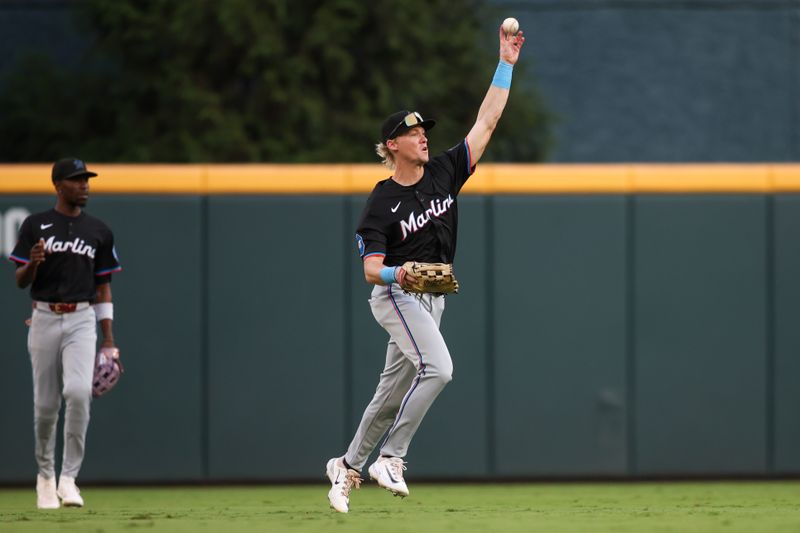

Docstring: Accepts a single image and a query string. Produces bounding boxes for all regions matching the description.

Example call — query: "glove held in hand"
[92,346,123,398]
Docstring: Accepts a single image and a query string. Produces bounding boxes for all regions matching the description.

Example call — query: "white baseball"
[502,17,519,36]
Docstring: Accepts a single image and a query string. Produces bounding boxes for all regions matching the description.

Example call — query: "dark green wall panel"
[206,197,346,480]
[2,192,799,482]
[774,195,800,473]
[634,196,767,475]
[82,197,205,481]
[493,196,628,476]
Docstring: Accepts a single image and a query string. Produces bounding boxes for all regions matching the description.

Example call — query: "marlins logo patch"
[355,233,365,257]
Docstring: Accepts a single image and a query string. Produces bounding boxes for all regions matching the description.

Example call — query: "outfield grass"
[0,482,799,532]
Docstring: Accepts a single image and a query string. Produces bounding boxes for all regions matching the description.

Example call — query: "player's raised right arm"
[466,25,525,165]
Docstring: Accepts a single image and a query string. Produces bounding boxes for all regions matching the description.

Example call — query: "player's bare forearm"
[15,263,37,289]
[364,256,388,285]
[466,25,525,165]
[95,283,116,348]
[99,319,115,347]
[15,238,47,288]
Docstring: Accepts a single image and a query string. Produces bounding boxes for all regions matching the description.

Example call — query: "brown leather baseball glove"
[401,262,459,294]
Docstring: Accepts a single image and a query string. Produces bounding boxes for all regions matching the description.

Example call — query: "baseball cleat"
[57,475,84,507]
[368,456,409,497]
[326,457,362,513]
[36,474,60,509]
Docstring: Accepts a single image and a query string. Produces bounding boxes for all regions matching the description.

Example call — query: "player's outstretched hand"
[499,26,524,66]
[30,238,46,265]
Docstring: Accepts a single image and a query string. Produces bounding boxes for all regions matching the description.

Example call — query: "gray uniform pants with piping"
[28,306,96,479]
[345,284,453,470]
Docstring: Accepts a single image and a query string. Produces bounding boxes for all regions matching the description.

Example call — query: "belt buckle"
[50,303,76,314]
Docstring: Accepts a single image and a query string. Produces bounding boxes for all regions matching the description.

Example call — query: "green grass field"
[1,482,799,532]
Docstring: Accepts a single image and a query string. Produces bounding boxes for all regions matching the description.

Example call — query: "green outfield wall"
[0,193,798,482]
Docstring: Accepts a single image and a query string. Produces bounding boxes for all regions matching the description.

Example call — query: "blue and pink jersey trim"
[95,266,123,276]
[465,138,475,175]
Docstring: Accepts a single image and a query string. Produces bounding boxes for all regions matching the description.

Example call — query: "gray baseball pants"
[28,305,96,479]
[344,284,453,470]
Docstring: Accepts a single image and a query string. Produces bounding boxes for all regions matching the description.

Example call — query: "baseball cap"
[51,158,98,182]
[381,110,436,143]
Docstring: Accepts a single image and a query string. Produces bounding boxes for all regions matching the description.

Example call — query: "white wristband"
[94,302,114,322]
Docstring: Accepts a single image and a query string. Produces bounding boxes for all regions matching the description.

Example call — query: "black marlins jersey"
[9,209,121,302]
[356,139,475,266]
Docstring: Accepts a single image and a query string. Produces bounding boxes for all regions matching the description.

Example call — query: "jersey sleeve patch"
[356,233,366,257]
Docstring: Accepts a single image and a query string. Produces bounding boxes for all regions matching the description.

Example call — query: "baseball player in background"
[9,158,122,509]
[326,24,524,513]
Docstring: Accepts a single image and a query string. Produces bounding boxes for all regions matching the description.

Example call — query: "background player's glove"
[401,262,459,294]
[92,346,123,398]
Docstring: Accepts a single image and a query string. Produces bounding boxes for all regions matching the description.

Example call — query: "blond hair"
[375,142,396,170]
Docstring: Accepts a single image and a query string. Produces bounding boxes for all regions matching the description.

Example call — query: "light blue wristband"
[492,60,513,89]
[380,266,398,285]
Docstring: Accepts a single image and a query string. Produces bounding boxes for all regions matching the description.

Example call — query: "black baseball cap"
[381,110,436,143]
[52,158,98,182]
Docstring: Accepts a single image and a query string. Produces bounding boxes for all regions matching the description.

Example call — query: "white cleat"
[36,474,60,509]
[326,457,362,513]
[57,475,84,507]
[368,456,409,497]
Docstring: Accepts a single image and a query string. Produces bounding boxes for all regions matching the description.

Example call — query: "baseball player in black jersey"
[9,158,121,509]
[326,25,525,513]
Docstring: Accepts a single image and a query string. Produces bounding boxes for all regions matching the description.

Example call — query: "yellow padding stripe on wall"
[1,163,800,194]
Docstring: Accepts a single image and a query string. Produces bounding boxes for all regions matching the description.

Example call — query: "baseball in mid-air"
[502,17,519,36]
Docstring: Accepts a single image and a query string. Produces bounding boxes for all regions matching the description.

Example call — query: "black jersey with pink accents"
[9,208,121,303]
[355,139,475,266]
